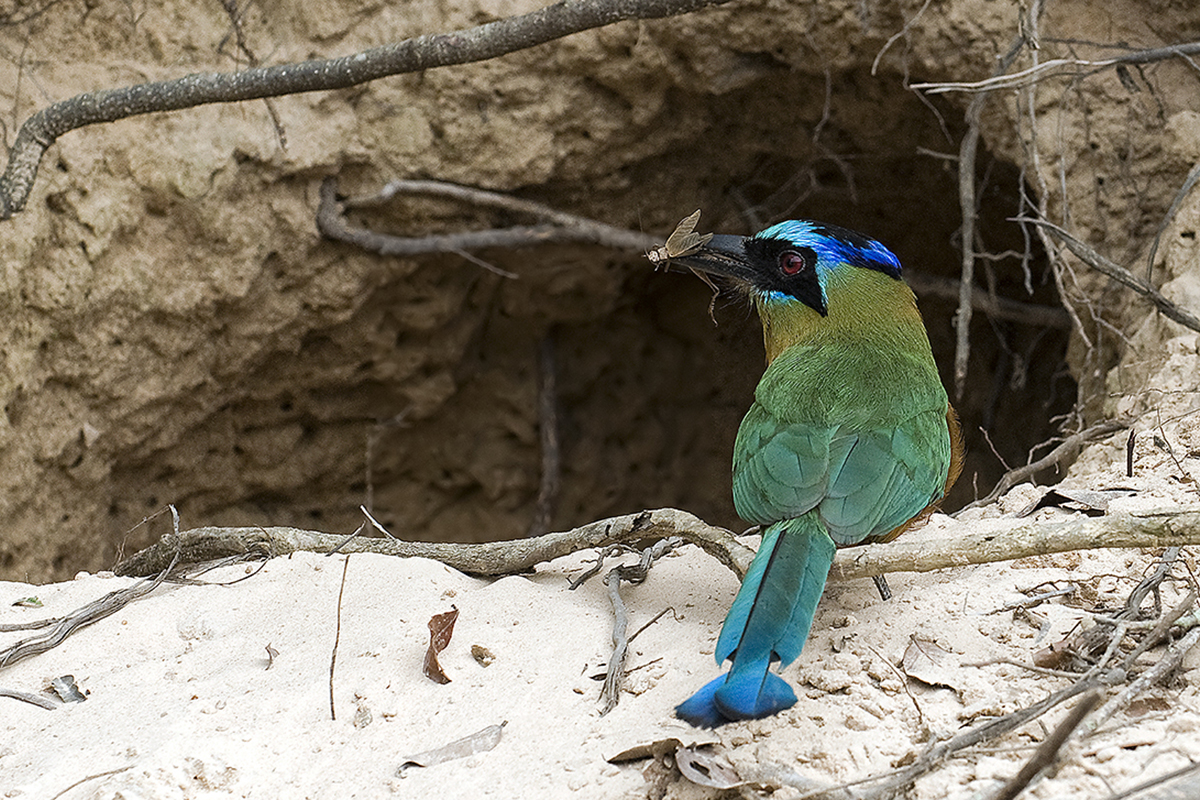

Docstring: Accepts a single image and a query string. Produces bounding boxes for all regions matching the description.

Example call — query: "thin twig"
[962,657,1083,680]
[818,671,1119,800]
[1121,546,1180,620]
[343,179,661,252]
[627,606,678,645]
[217,0,287,150]
[447,247,519,279]
[912,40,1200,94]
[0,551,179,669]
[568,544,631,590]
[365,408,411,515]
[904,270,1071,328]
[598,537,680,715]
[952,34,1029,399]
[330,554,351,722]
[1086,625,1200,734]
[1022,218,1200,333]
[0,687,58,709]
[959,418,1131,510]
[988,585,1076,613]
[317,177,659,256]
[1153,414,1200,498]
[989,691,1103,800]
[870,0,934,75]
[49,767,135,800]
[1146,160,1200,283]
[528,332,561,537]
[1103,761,1200,800]
[359,505,397,540]
[980,425,1014,472]
[1090,619,1132,673]
[1120,590,1196,670]
[866,643,925,732]
[326,522,367,557]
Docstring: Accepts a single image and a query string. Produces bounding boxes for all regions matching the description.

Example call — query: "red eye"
[779,251,807,276]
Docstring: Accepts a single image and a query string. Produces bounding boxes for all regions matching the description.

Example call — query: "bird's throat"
[755,269,928,366]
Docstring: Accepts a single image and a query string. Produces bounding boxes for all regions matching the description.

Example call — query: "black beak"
[660,234,755,283]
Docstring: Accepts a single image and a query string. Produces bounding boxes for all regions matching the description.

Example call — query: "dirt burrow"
[0,0,1196,579]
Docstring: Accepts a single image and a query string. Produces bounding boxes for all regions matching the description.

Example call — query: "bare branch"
[990,691,1102,800]
[317,176,659,255]
[960,418,1131,511]
[1024,218,1200,333]
[0,0,732,218]
[846,673,1110,800]
[953,33,1029,399]
[828,505,1200,582]
[326,177,1073,335]
[0,553,177,670]
[870,0,934,76]
[905,269,1071,328]
[810,559,1200,800]
[342,179,659,251]
[1146,160,1200,283]
[1103,762,1200,800]
[114,508,756,580]
[912,40,1200,94]
[598,537,680,715]
[1085,625,1200,734]
[113,504,1200,589]
[528,332,561,537]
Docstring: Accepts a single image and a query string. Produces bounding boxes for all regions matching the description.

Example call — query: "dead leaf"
[1034,620,1110,669]
[606,735,719,764]
[901,636,961,690]
[423,606,459,684]
[48,675,86,703]
[471,644,495,667]
[1033,636,1076,669]
[353,700,372,729]
[607,738,686,763]
[675,745,744,789]
[1126,696,1171,717]
[397,721,506,774]
[1017,487,1135,517]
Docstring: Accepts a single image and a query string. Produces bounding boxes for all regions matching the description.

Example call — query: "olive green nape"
[755,266,926,365]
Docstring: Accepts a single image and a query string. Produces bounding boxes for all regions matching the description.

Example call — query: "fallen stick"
[115,507,1200,585]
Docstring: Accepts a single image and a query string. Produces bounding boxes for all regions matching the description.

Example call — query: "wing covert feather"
[733,380,951,544]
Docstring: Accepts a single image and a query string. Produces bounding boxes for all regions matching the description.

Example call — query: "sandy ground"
[3,482,1199,799]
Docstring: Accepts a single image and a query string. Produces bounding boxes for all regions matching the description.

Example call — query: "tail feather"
[676,513,835,726]
[675,671,797,728]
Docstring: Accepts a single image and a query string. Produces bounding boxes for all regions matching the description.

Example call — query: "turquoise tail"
[676,514,835,727]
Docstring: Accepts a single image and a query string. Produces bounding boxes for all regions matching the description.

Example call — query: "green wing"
[732,341,951,545]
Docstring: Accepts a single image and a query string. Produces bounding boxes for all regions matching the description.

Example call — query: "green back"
[732,338,950,545]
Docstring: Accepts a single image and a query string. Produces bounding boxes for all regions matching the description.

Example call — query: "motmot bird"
[662,218,963,727]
